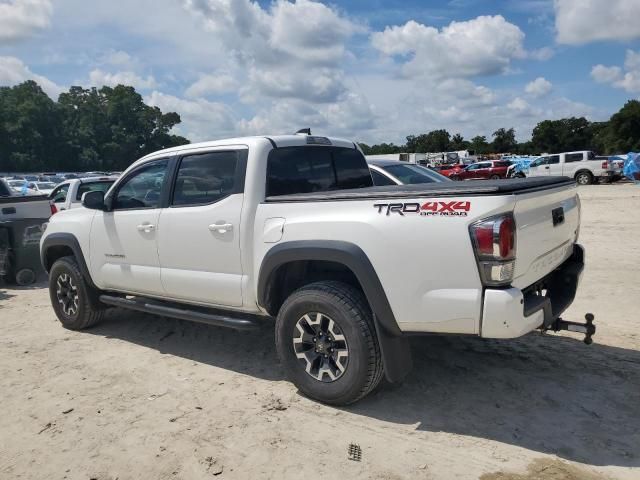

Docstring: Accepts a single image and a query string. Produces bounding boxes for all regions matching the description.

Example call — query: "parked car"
[7,180,30,193]
[450,160,512,181]
[432,163,466,178]
[525,151,620,185]
[41,132,589,405]
[26,181,56,195]
[368,159,450,185]
[49,177,118,213]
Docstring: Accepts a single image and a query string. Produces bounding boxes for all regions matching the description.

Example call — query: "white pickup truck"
[523,150,620,185]
[40,133,593,404]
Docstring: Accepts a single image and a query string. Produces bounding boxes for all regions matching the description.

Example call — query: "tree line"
[2,80,640,172]
[0,81,189,172]
[359,100,640,156]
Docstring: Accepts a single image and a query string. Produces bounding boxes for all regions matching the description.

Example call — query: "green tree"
[531,117,592,153]
[406,129,450,153]
[0,81,64,171]
[491,128,517,153]
[602,100,640,153]
[469,135,489,154]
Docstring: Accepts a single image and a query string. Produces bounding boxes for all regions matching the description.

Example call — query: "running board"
[99,294,260,331]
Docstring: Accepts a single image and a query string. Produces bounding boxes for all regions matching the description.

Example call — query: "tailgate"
[511,184,580,289]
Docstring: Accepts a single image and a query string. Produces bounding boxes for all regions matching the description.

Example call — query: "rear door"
[473,162,492,179]
[157,148,247,307]
[560,152,583,176]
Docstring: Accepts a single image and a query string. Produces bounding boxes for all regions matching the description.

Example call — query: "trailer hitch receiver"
[543,313,596,344]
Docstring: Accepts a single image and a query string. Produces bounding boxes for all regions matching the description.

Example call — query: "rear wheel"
[275,281,383,405]
[575,171,593,185]
[49,256,104,330]
[450,175,461,181]
[489,174,501,180]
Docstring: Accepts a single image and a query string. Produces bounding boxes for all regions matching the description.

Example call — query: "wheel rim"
[293,312,349,383]
[577,174,589,185]
[56,273,79,316]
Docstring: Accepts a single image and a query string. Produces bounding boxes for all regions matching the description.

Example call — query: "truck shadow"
[349,334,640,468]
[88,309,639,468]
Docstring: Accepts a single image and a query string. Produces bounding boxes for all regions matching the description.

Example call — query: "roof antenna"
[296,128,311,135]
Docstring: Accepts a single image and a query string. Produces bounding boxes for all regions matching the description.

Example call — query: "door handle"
[209,223,233,233]
[544,166,550,170]
[137,223,155,232]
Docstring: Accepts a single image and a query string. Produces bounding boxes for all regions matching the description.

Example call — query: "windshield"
[37,182,56,189]
[9,180,26,187]
[382,164,450,184]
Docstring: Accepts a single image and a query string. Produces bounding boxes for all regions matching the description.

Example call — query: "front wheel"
[450,175,461,181]
[49,256,104,330]
[489,174,501,180]
[275,281,384,405]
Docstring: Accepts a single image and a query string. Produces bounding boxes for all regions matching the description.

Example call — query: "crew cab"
[450,160,512,181]
[525,151,619,185]
[49,177,118,213]
[41,133,589,405]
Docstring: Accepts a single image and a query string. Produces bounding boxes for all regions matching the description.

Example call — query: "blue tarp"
[507,156,537,175]
[623,152,640,183]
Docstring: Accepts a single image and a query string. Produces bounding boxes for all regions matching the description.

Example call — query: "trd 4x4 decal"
[374,201,471,217]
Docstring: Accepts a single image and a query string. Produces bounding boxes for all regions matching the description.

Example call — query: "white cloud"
[507,97,543,117]
[0,56,63,98]
[89,69,158,90]
[525,77,553,97]
[185,73,236,97]
[146,91,236,142]
[591,50,640,93]
[555,0,640,45]
[182,0,361,103]
[529,46,554,61]
[0,0,52,43]
[371,15,525,79]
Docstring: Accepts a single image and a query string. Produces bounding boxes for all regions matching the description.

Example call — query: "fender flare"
[258,240,412,382]
[41,232,98,291]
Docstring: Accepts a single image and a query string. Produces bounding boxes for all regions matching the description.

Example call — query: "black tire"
[275,281,384,405]
[49,256,104,330]
[575,171,593,185]
[450,175,461,181]
[489,174,501,180]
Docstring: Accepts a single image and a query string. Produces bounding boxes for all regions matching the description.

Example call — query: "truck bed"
[265,176,575,202]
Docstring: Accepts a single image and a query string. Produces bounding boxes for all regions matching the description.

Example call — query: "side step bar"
[99,294,260,331]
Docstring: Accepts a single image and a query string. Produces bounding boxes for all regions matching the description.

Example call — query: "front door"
[89,159,169,295]
[157,149,246,307]
[546,154,562,176]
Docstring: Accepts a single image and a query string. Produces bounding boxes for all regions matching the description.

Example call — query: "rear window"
[76,181,115,200]
[266,147,372,197]
[565,153,583,163]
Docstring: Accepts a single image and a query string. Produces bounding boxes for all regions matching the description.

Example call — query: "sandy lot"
[1,184,639,480]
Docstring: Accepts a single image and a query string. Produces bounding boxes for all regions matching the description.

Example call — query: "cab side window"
[565,153,583,163]
[113,160,168,210]
[371,169,396,186]
[172,151,242,207]
[548,155,560,164]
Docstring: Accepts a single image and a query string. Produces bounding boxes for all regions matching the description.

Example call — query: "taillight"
[50,203,57,216]
[470,214,516,286]
[601,160,608,169]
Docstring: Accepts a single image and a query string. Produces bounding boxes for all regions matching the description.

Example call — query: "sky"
[1,0,640,145]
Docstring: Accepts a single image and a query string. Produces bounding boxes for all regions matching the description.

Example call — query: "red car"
[432,163,466,178]
[449,160,512,181]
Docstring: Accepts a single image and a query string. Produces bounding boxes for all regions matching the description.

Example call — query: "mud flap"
[373,315,413,383]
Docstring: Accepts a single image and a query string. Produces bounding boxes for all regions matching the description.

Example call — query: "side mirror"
[82,190,106,211]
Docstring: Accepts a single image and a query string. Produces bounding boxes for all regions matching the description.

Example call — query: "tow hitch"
[542,313,596,344]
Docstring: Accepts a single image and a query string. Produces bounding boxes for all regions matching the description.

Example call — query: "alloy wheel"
[293,312,349,382]
[56,273,79,316]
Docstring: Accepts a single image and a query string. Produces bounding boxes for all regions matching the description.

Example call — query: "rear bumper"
[481,244,584,339]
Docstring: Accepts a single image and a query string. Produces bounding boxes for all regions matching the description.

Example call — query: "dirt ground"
[1,184,639,480]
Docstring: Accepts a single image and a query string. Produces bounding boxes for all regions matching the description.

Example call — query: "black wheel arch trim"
[258,240,412,382]
[41,232,98,290]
